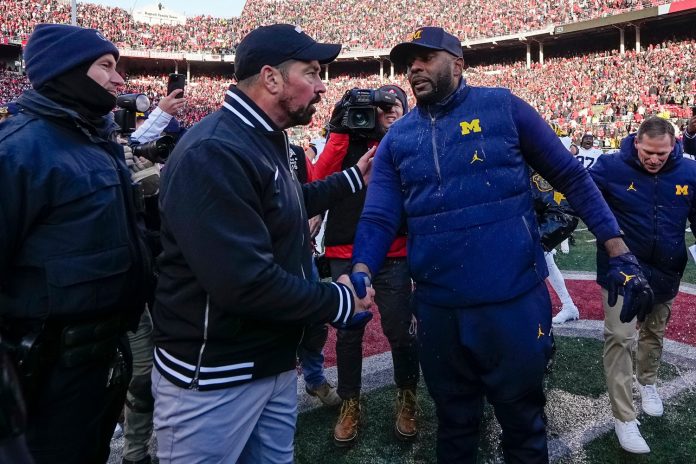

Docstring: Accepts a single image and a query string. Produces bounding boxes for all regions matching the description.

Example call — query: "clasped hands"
[333,271,376,330]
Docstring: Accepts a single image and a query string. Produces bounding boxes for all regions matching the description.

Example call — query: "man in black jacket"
[151,24,373,463]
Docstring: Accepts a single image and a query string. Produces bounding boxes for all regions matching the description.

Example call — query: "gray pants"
[123,309,154,461]
[152,368,297,463]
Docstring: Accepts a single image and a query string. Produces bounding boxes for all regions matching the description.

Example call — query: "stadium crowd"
[1,0,667,53]
[0,64,30,105]
[2,14,696,464]
[4,36,694,144]
[0,0,240,53]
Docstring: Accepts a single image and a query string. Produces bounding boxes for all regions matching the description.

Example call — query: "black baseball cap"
[390,27,463,66]
[234,24,342,81]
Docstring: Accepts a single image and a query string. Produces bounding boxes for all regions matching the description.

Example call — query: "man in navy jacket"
[350,26,651,463]
[590,117,696,454]
[152,24,373,463]
[0,24,151,463]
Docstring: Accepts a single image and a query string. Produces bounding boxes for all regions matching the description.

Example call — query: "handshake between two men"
[333,269,376,330]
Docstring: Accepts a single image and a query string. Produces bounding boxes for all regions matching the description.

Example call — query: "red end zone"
[320,280,696,367]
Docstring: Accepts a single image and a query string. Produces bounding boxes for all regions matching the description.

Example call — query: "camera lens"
[351,110,369,127]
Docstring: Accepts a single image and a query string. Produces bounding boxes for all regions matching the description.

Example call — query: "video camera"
[341,88,398,131]
[114,93,174,164]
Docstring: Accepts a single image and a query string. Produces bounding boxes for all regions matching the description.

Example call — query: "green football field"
[294,224,696,464]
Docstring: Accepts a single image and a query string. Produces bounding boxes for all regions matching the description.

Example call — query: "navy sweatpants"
[417,282,552,464]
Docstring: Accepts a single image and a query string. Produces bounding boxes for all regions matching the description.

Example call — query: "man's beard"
[412,63,457,106]
[281,95,320,127]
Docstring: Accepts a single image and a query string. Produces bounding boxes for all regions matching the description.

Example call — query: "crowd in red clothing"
[0,0,240,53]
[3,38,694,146]
[0,64,30,106]
[240,0,663,51]
[1,0,665,54]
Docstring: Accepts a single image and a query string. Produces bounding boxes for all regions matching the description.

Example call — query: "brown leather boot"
[394,388,418,441]
[333,397,361,447]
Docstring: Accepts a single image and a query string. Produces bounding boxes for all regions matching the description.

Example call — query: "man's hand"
[606,252,654,323]
[328,90,352,134]
[355,146,376,184]
[158,89,186,116]
[124,145,154,172]
[308,215,323,239]
[331,274,375,330]
[687,115,696,137]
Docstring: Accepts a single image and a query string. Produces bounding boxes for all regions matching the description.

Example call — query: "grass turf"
[554,222,696,284]
[560,390,696,463]
[295,337,688,463]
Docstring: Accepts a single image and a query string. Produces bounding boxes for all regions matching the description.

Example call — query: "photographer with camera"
[130,88,186,144]
[0,24,151,463]
[313,85,420,446]
[114,94,178,464]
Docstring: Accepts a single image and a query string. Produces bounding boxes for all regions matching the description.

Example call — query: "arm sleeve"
[512,95,621,244]
[351,137,403,275]
[131,107,172,144]
[302,166,364,218]
[161,141,354,325]
[312,132,350,180]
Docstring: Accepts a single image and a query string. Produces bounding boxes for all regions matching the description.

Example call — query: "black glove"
[330,272,374,331]
[327,90,353,134]
[606,253,654,323]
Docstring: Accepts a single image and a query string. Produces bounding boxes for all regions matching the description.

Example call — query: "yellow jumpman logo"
[470,151,483,164]
[620,272,635,285]
[627,182,637,191]
[537,324,544,339]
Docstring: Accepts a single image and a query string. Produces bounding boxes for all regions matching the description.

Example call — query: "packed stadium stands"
[0,0,667,53]
[1,1,694,145]
[2,34,694,144]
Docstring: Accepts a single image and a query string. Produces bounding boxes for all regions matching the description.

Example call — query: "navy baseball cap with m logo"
[389,27,463,65]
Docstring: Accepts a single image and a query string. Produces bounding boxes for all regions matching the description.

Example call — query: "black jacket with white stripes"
[152,85,363,391]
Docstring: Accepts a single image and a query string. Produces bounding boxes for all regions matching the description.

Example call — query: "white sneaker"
[614,418,650,454]
[552,305,579,324]
[638,382,664,417]
[560,239,570,254]
[112,423,123,440]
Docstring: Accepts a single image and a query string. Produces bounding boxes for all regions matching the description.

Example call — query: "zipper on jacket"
[429,111,442,186]
[190,295,211,390]
[283,133,307,279]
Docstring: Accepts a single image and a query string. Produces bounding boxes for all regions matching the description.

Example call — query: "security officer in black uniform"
[0,24,151,463]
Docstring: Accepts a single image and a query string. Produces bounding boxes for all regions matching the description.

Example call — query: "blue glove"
[349,272,371,299]
[606,253,654,323]
[330,272,373,331]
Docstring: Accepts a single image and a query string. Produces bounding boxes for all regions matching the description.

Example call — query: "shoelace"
[643,384,661,403]
[338,399,360,423]
[623,419,642,440]
[398,390,422,416]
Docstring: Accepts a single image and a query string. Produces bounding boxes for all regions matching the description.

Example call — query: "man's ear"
[259,65,282,95]
[453,57,464,77]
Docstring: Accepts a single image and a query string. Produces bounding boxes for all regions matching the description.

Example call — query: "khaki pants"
[602,289,671,421]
